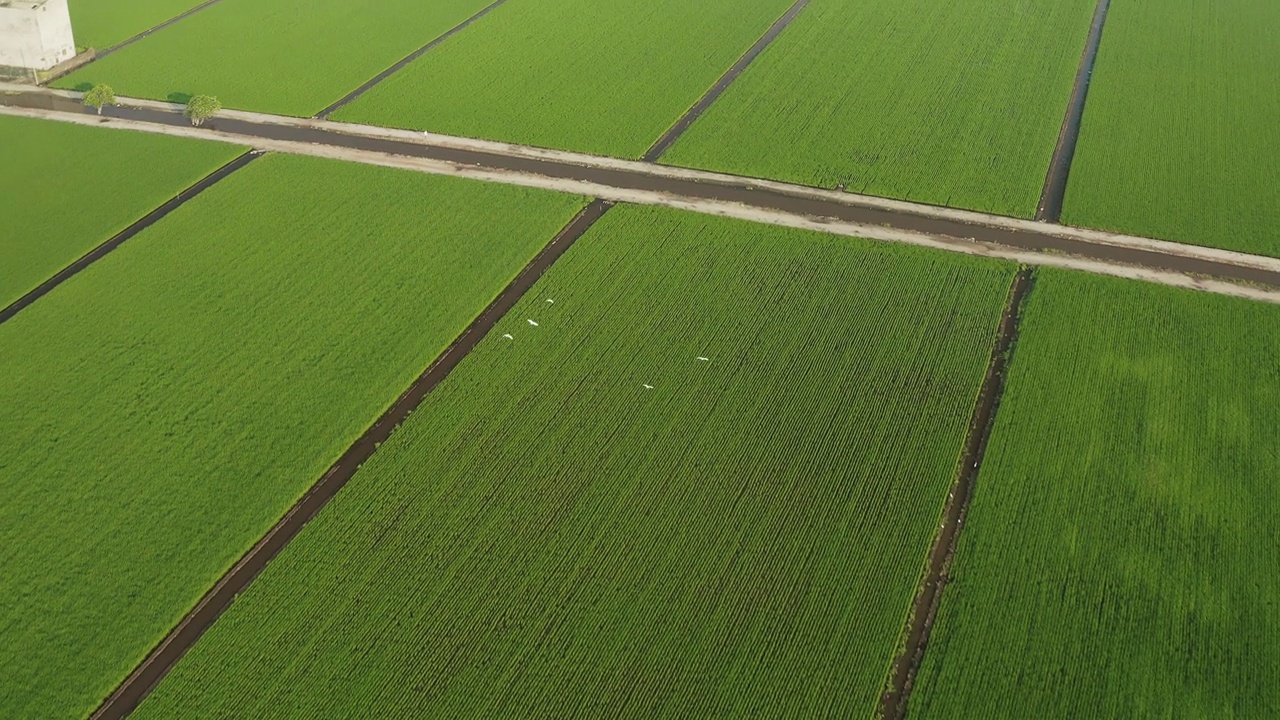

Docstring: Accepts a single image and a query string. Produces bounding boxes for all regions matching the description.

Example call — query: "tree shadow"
[71,82,94,92]
[167,91,192,104]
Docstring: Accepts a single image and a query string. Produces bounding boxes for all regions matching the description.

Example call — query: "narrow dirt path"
[879,267,1035,720]
[316,0,512,118]
[643,0,811,161]
[0,151,258,326]
[1036,0,1113,222]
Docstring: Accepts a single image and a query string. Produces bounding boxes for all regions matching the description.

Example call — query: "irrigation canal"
[1036,0,1115,222]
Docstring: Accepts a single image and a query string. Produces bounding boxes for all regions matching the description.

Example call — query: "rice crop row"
[135,206,1015,719]
[910,269,1280,717]
[56,0,497,117]
[665,0,1096,218]
[0,154,581,720]
[334,0,797,158]
[1062,0,1280,257]
[0,115,243,309]
[66,0,209,50]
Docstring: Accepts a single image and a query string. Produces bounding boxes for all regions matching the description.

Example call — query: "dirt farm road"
[4,84,1280,305]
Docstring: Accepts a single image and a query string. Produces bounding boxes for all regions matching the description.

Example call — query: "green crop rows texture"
[56,0,496,116]
[0,154,581,720]
[911,270,1280,717]
[0,115,243,309]
[335,0,795,158]
[665,0,1096,218]
[136,206,1014,719]
[66,0,209,50]
[1063,0,1280,257]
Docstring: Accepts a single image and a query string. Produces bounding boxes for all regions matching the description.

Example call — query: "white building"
[0,0,76,76]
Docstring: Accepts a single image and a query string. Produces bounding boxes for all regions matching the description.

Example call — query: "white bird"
[642,384,654,390]
[502,334,513,340]
[546,298,555,304]
[696,357,710,362]
[527,319,539,327]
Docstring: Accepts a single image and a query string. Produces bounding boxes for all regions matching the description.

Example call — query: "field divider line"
[315,0,512,118]
[84,0,230,63]
[0,150,259,326]
[1036,0,1114,222]
[879,267,1036,720]
[4,81,1279,278]
[6,105,1280,306]
[86,198,613,720]
[641,0,811,161]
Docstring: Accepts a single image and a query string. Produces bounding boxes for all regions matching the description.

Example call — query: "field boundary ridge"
[84,0,230,65]
[642,0,811,161]
[0,150,258,326]
[316,0,513,118]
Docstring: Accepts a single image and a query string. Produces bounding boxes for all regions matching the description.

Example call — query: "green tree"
[184,95,222,127]
[82,84,116,115]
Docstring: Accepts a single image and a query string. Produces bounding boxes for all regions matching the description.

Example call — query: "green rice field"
[134,206,1015,719]
[1063,0,1280,257]
[0,115,243,309]
[0,154,581,720]
[665,0,1096,217]
[6,0,1278,715]
[56,0,497,116]
[66,0,208,50]
[335,0,795,158]
[910,270,1280,717]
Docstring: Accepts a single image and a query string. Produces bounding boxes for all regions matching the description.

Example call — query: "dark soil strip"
[642,0,811,162]
[6,90,1280,290]
[0,152,258,326]
[88,198,613,720]
[1036,0,1113,222]
[93,0,228,61]
[316,0,511,118]
[878,268,1035,720]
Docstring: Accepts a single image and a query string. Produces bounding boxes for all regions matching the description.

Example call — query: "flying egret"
[502,334,514,340]
[696,357,710,362]
[528,319,539,327]
[642,384,654,390]
[546,298,555,304]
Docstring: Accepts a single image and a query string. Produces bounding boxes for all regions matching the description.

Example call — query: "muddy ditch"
[317,0,513,118]
[642,0,811,161]
[0,151,259,326]
[879,267,1035,720]
[1036,0,1114,222]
